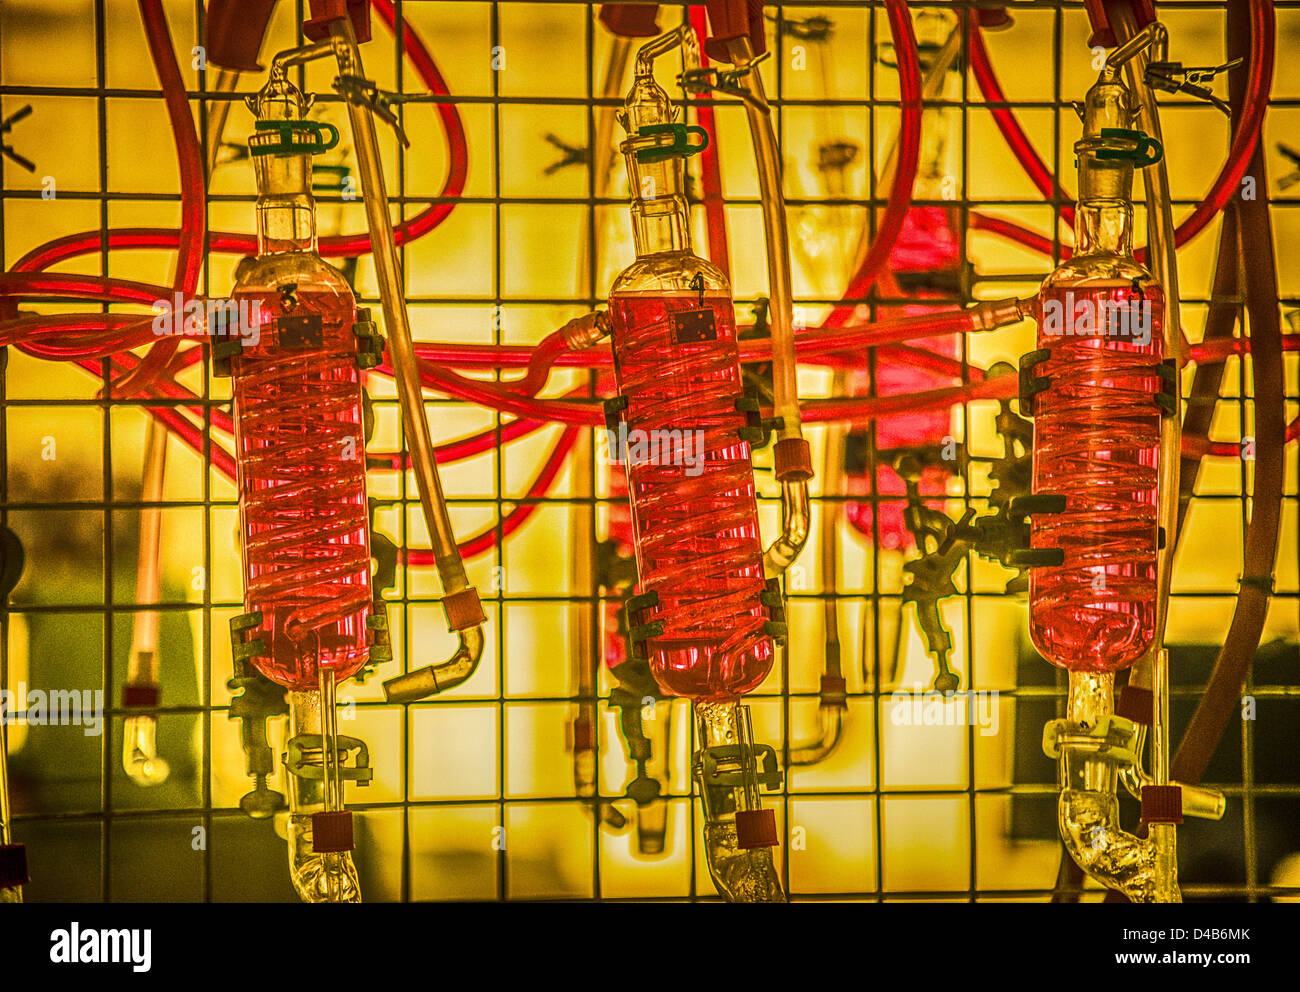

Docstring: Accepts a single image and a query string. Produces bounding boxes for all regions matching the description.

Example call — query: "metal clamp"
[698,741,782,792]
[284,733,374,785]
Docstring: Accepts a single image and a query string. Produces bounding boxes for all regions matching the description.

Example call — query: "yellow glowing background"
[1,0,1297,901]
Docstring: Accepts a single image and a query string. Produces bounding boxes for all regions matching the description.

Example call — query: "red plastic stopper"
[1141,785,1184,825]
[1114,684,1154,726]
[599,4,661,38]
[122,683,160,709]
[735,808,778,849]
[976,8,1014,31]
[205,0,276,72]
[303,0,371,44]
[1081,0,1156,49]
[442,587,487,632]
[703,0,766,63]
[311,810,355,853]
[820,674,848,704]
[0,843,29,889]
[571,717,596,752]
[773,437,814,482]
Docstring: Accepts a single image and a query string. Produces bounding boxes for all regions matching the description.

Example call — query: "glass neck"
[257,193,317,255]
[1073,199,1133,257]
[630,194,691,257]
[254,151,318,255]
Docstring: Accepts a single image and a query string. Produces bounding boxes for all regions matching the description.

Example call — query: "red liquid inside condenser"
[229,288,372,691]
[844,206,962,548]
[1029,283,1162,672]
[609,290,773,701]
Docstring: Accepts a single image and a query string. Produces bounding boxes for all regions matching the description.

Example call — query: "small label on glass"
[671,308,716,345]
[277,314,324,348]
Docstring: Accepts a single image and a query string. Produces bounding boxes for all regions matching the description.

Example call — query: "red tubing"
[971,211,1065,259]
[104,0,207,397]
[689,5,731,279]
[140,0,206,296]
[801,375,1016,424]
[967,0,1274,263]
[7,0,468,275]
[968,16,1075,230]
[822,0,921,328]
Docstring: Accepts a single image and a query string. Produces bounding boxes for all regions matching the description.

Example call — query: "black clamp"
[960,493,1068,571]
[1156,358,1178,417]
[211,334,244,377]
[366,599,393,666]
[230,610,268,665]
[761,577,787,644]
[1018,347,1052,414]
[226,625,288,820]
[603,395,629,465]
[352,308,387,370]
[333,73,410,148]
[736,393,781,449]
[624,589,664,662]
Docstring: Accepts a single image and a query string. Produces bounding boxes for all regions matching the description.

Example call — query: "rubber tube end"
[311,810,355,853]
[735,809,778,849]
[443,588,486,631]
[773,437,814,482]
[1141,784,1184,825]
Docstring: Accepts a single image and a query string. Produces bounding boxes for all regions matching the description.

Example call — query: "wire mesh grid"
[0,0,1297,902]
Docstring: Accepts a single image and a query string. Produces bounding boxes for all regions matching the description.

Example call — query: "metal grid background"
[1,0,1298,902]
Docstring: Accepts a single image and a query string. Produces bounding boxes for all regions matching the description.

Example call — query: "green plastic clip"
[634,123,710,163]
[1096,127,1163,167]
[250,119,340,157]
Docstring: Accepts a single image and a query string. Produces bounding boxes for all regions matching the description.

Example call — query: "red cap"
[599,4,661,38]
[1081,0,1156,49]
[703,0,766,63]
[570,716,596,752]
[773,437,814,482]
[205,0,276,72]
[122,683,160,709]
[976,8,1014,30]
[1141,785,1183,825]
[0,843,29,889]
[303,0,371,45]
[442,587,487,632]
[735,808,779,849]
[311,810,355,853]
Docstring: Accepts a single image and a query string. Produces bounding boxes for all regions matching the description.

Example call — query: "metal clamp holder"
[284,733,374,785]
[352,307,387,369]
[624,589,664,662]
[603,395,629,466]
[1043,714,1139,765]
[697,741,782,792]
[736,392,781,449]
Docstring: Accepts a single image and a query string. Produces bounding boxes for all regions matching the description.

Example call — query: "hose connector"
[694,700,785,902]
[1047,670,1181,903]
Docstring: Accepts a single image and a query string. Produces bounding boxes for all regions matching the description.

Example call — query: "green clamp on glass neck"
[1095,127,1163,167]
[250,119,340,157]
[634,122,709,163]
